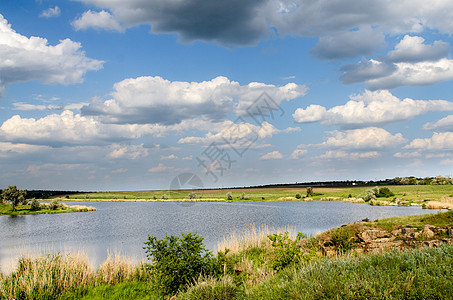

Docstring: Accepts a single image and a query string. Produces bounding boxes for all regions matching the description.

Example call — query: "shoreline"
[45,196,453,209]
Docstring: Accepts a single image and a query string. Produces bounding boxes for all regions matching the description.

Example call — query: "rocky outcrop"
[360,225,453,253]
[322,225,453,255]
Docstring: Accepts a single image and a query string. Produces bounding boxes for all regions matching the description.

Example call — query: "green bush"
[295,192,302,199]
[377,187,395,198]
[49,200,60,210]
[189,192,197,199]
[267,232,302,271]
[306,187,314,197]
[143,233,218,295]
[226,192,233,201]
[30,198,40,210]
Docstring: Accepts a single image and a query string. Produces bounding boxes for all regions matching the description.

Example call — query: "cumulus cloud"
[341,35,453,89]
[423,115,453,131]
[161,154,178,160]
[40,6,61,18]
[12,102,89,111]
[293,90,453,128]
[394,152,421,158]
[404,132,453,151]
[72,10,123,32]
[107,143,149,159]
[148,163,185,173]
[0,142,50,158]
[290,149,307,159]
[311,27,385,60]
[319,150,380,160]
[178,121,278,148]
[0,110,159,146]
[388,35,450,63]
[0,14,103,92]
[72,0,453,52]
[260,150,283,160]
[82,76,306,125]
[321,127,406,150]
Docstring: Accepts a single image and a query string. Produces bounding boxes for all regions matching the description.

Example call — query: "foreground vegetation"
[1,210,452,299]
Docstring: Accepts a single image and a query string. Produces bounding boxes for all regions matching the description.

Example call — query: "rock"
[360,230,390,241]
[401,227,417,238]
[421,225,435,238]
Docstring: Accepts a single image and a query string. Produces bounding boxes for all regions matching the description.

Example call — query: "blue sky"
[1,0,453,191]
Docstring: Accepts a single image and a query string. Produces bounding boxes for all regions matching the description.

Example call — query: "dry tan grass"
[216,223,297,254]
[96,252,136,285]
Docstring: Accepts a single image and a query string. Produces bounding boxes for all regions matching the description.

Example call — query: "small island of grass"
[0,185,95,215]
[0,201,96,216]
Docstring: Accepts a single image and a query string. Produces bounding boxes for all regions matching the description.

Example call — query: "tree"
[1,186,27,211]
[306,187,314,197]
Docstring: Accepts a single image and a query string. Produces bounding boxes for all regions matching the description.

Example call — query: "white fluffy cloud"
[290,149,307,159]
[388,35,450,63]
[0,14,103,91]
[0,110,156,146]
[405,132,453,151]
[260,150,283,160]
[341,35,453,89]
[82,76,306,125]
[107,144,149,160]
[40,6,61,18]
[423,115,453,131]
[293,90,453,128]
[178,121,278,147]
[72,10,123,32]
[319,150,381,160]
[0,142,50,158]
[321,127,406,150]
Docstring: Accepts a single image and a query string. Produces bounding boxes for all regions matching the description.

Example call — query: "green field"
[55,185,453,209]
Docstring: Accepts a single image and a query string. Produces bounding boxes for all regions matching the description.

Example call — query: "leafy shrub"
[306,187,314,197]
[377,187,395,198]
[188,192,197,200]
[49,200,60,210]
[226,192,233,201]
[267,232,301,271]
[295,192,302,199]
[30,198,40,210]
[143,233,218,295]
[161,195,168,200]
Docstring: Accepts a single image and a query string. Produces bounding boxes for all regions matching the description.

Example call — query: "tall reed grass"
[0,251,149,299]
[216,223,298,254]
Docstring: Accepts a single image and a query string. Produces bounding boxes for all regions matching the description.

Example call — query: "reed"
[216,223,297,254]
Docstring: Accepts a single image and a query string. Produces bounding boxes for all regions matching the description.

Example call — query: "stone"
[360,230,390,241]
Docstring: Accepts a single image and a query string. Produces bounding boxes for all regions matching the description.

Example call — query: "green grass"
[0,202,95,215]
[61,281,162,300]
[54,185,453,205]
[243,245,453,300]
[371,209,453,231]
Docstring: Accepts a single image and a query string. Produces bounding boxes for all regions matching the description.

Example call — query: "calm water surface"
[0,201,441,271]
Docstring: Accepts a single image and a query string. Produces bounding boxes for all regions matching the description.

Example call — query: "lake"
[0,201,442,272]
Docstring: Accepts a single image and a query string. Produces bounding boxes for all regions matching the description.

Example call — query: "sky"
[1,0,453,191]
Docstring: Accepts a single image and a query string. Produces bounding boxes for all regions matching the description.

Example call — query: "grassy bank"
[0,202,96,216]
[2,211,452,299]
[54,185,453,209]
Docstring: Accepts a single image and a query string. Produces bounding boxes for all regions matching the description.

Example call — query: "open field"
[52,185,453,209]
